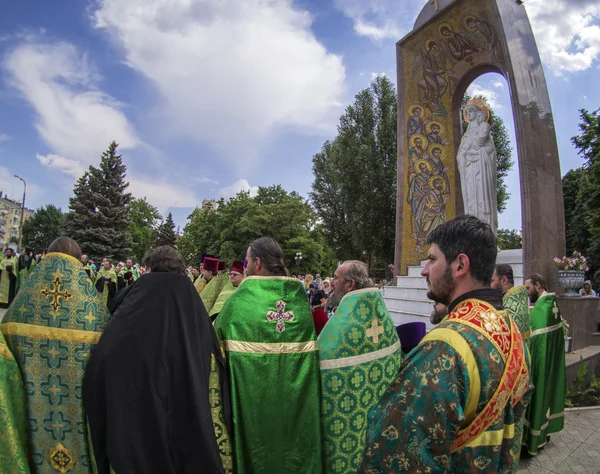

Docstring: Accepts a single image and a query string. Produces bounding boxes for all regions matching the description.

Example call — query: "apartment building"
[0,192,34,249]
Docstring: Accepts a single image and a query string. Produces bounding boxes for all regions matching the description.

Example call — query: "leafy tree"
[562,168,589,255]
[178,185,337,275]
[64,142,133,262]
[571,108,600,280]
[496,229,522,250]
[311,75,397,275]
[21,205,65,251]
[155,212,177,247]
[462,93,514,213]
[128,197,161,263]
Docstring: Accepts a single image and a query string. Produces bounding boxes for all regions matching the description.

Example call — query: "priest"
[0,248,17,308]
[522,274,566,455]
[95,258,118,309]
[491,264,531,342]
[214,238,322,473]
[209,260,244,321]
[16,247,36,292]
[1,237,110,474]
[83,246,231,474]
[196,254,216,293]
[200,257,226,313]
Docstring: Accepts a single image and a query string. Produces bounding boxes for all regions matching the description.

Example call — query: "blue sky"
[0,0,598,233]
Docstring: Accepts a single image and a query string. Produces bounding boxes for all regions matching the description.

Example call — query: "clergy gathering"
[2,0,600,472]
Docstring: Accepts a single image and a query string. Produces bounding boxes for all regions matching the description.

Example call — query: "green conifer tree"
[155,212,177,247]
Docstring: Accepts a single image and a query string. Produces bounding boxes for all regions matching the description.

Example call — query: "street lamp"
[14,175,26,252]
[295,252,303,270]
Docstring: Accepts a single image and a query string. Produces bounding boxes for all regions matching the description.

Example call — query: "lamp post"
[295,252,303,272]
[14,175,26,252]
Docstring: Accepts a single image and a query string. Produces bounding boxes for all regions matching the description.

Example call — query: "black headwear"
[83,272,231,474]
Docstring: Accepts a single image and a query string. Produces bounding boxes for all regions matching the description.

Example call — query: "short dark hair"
[426,215,497,285]
[494,264,514,286]
[142,246,187,276]
[248,237,288,276]
[526,273,547,290]
[48,237,82,260]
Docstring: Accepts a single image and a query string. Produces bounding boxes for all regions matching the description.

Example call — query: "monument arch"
[394,0,565,290]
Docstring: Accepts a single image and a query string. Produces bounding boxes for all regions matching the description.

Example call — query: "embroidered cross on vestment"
[266,300,294,333]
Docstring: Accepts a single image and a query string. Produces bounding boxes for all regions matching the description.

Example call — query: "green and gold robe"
[359,292,532,473]
[0,330,30,473]
[318,288,402,474]
[95,267,117,309]
[201,273,227,314]
[209,279,239,320]
[522,292,566,455]
[503,286,531,343]
[214,276,322,474]
[16,256,37,294]
[0,256,18,307]
[0,252,110,474]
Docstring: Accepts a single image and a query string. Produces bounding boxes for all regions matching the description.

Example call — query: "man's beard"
[426,265,455,307]
[430,307,448,325]
[529,289,540,304]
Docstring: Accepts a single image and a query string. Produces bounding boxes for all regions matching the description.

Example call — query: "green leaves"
[21,205,65,251]
[155,212,177,248]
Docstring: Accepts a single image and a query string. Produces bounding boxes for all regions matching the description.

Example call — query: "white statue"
[456,98,498,234]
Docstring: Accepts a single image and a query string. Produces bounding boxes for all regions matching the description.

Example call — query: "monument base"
[383,249,524,330]
[557,296,600,352]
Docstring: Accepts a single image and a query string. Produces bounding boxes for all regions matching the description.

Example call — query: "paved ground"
[518,408,600,474]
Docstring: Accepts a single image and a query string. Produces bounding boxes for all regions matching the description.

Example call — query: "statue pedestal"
[557,296,600,352]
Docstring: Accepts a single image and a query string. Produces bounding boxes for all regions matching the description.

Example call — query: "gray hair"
[342,260,373,290]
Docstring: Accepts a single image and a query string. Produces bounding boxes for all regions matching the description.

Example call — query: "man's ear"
[454,253,471,279]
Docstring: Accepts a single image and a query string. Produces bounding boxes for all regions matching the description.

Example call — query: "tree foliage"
[155,212,178,248]
[497,228,522,250]
[178,185,337,275]
[21,205,65,251]
[64,141,133,262]
[568,108,600,282]
[311,75,397,275]
[462,93,514,213]
[128,198,161,263]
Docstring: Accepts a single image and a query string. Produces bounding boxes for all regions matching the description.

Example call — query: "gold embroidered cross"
[83,312,96,326]
[552,303,559,317]
[41,276,73,312]
[266,300,294,333]
[366,319,384,343]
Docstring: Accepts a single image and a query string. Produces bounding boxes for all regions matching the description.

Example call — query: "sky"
[0,0,598,233]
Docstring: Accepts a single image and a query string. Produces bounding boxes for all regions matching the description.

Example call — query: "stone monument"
[393,0,565,291]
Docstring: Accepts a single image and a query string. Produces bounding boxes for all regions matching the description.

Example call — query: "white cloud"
[92,0,346,168]
[0,166,43,207]
[128,176,200,212]
[218,179,259,200]
[371,72,387,80]
[467,83,501,109]
[0,133,10,143]
[526,0,600,73]
[491,80,504,89]
[36,154,85,179]
[333,0,419,41]
[4,41,140,168]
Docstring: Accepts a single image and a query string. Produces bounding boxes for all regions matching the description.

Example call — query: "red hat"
[218,260,226,271]
[231,260,244,274]
[203,257,219,273]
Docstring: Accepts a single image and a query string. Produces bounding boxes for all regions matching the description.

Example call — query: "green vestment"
[0,330,30,473]
[17,257,37,294]
[214,276,322,474]
[318,288,402,474]
[201,273,227,314]
[0,256,18,306]
[522,292,566,455]
[0,252,110,474]
[359,296,532,473]
[209,279,239,319]
[95,267,117,309]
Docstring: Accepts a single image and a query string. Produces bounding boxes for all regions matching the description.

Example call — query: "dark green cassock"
[522,292,566,455]
[318,288,402,474]
[1,252,110,473]
[214,276,322,474]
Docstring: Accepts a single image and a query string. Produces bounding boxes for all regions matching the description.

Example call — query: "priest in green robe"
[0,236,110,474]
[16,247,36,293]
[95,258,118,309]
[359,216,532,473]
[209,260,244,321]
[0,248,18,308]
[492,264,531,342]
[0,330,30,473]
[200,257,226,313]
[214,238,322,473]
[522,274,566,455]
[318,260,402,474]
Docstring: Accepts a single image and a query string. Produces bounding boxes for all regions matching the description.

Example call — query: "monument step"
[391,276,429,290]
[384,287,430,301]
[385,296,433,315]
[407,266,425,277]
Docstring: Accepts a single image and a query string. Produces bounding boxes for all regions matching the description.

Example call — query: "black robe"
[83,272,230,474]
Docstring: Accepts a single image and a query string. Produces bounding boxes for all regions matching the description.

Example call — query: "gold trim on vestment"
[530,321,564,338]
[521,330,530,340]
[339,287,380,306]
[523,411,564,435]
[320,340,401,370]
[422,328,481,427]
[1,322,102,344]
[244,276,300,282]
[222,340,318,354]
[465,423,515,448]
[0,343,14,361]
[45,252,83,266]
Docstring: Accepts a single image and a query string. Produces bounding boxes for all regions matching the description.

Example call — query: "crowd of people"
[0,215,571,473]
